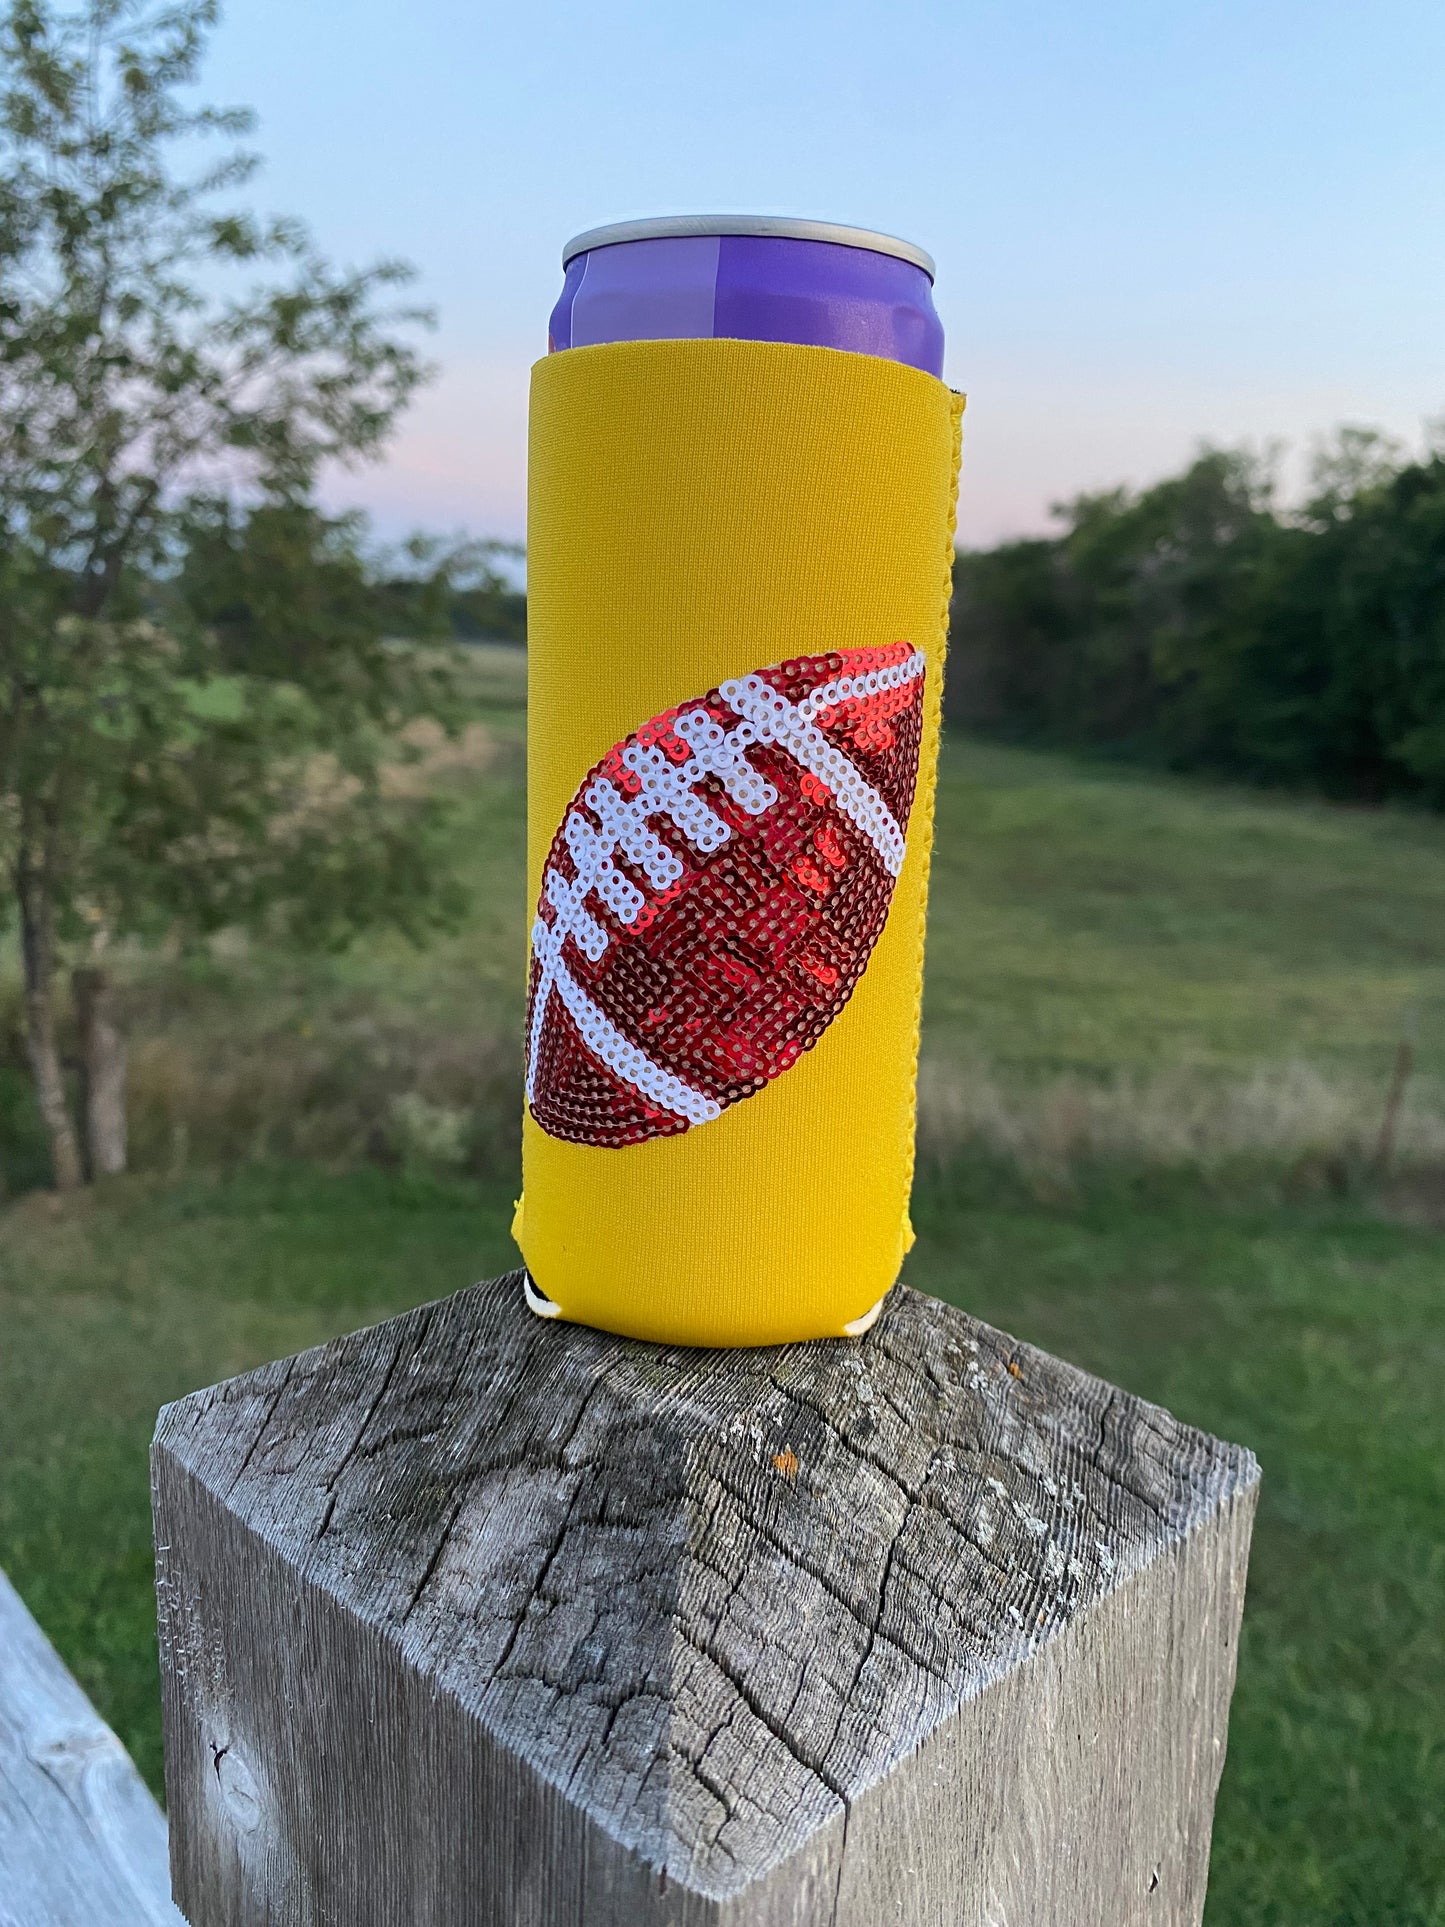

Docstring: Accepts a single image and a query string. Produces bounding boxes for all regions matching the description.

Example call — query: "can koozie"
[513,336,964,1345]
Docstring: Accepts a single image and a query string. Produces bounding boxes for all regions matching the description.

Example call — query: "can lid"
[561,215,935,281]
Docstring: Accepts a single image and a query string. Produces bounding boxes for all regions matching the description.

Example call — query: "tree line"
[4,0,1437,1199]
[0,0,517,1190]
[946,432,1445,807]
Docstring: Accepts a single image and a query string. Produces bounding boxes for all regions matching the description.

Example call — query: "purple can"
[549,215,943,378]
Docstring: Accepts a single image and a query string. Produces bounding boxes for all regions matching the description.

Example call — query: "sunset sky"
[207,0,1443,548]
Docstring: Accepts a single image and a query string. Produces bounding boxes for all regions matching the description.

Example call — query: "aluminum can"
[518,215,960,1346]
[548,214,943,376]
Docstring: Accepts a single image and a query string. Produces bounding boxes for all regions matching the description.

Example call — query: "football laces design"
[527,641,926,1148]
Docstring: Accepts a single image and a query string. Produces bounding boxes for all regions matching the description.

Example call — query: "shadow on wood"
[152,1274,1258,1926]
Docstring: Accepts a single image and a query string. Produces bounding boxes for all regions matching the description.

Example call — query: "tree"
[1282,450,1445,803]
[945,537,1071,738]
[370,535,528,644]
[948,450,1284,760]
[946,431,1445,810]
[0,0,463,1189]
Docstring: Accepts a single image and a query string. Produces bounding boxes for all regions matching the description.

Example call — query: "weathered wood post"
[152,1271,1257,1925]
[1,1568,183,1926]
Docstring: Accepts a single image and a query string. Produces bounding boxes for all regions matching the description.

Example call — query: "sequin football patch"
[526,641,926,1148]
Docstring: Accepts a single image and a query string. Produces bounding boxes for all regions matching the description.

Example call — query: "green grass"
[1,647,1442,1923]
[914,1164,1445,1925]
[0,1167,521,1796]
[1,1165,1440,1922]
[928,737,1445,1081]
[27,645,1439,1183]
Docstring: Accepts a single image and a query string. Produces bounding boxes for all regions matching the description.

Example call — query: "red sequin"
[525,641,925,1147]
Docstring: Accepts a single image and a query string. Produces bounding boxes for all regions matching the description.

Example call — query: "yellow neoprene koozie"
[514,337,963,1346]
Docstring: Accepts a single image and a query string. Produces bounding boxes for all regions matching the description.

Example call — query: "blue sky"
[206,0,1444,546]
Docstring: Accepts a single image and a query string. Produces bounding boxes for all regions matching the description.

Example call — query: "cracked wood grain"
[152,1273,1258,1926]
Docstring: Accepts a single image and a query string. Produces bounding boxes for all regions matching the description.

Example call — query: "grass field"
[1,645,1442,1924]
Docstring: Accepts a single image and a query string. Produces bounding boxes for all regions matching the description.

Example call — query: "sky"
[203,0,1445,549]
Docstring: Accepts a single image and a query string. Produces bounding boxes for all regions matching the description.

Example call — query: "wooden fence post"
[1,1567,183,1926]
[152,1271,1258,1926]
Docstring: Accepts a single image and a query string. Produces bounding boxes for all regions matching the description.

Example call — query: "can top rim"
[561,215,935,280]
